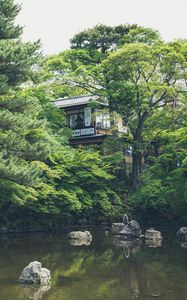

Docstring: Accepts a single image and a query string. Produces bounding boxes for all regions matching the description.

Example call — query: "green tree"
[30,147,123,224]
[42,27,186,191]
[0,0,22,39]
[70,24,138,53]
[0,0,51,212]
[41,25,162,99]
[122,26,161,45]
[101,41,187,188]
[130,126,187,224]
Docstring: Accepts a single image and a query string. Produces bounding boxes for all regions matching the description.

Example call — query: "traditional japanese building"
[54,95,126,145]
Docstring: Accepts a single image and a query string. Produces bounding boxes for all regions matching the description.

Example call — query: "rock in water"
[120,220,142,239]
[145,228,162,240]
[68,231,92,240]
[111,223,125,234]
[176,227,187,240]
[19,261,51,285]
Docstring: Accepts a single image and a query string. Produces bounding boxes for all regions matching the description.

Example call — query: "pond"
[0,228,187,300]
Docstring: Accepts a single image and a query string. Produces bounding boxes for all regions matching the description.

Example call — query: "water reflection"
[178,240,187,248]
[0,231,187,300]
[113,237,142,258]
[21,284,51,300]
[145,238,162,248]
[68,238,92,246]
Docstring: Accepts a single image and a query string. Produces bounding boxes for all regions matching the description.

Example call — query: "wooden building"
[54,95,126,145]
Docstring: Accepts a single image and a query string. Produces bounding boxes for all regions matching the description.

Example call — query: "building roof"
[54,95,108,108]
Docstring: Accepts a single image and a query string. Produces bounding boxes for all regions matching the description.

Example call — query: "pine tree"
[0,0,51,209]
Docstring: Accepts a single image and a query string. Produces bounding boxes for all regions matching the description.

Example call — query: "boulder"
[68,231,92,240]
[120,220,142,239]
[145,228,162,240]
[19,261,51,285]
[111,223,125,235]
[176,227,187,240]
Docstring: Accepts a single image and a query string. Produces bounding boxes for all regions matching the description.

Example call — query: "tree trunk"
[132,143,142,189]
[131,111,148,189]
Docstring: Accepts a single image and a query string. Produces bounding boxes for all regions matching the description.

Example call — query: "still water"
[0,228,187,300]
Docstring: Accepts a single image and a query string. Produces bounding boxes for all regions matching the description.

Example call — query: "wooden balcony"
[69,125,111,146]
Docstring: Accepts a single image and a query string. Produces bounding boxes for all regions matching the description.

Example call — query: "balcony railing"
[71,125,110,138]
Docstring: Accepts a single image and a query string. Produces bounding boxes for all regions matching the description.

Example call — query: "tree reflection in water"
[0,231,187,300]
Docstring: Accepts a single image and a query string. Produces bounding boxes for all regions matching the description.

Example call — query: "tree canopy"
[0,0,51,210]
[0,2,186,228]
[101,41,187,187]
[71,24,138,53]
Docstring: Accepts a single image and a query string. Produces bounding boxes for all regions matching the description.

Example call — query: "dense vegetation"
[0,0,186,230]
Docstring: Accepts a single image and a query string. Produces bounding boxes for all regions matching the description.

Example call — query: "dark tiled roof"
[54,95,108,108]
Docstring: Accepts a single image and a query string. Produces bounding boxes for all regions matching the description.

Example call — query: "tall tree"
[70,24,138,53]
[41,25,161,99]
[0,0,51,209]
[0,0,22,39]
[70,24,161,53]
[101,41,187,188]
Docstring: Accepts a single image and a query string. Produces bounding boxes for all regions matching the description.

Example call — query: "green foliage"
[0,0,22,39]
[102,42,186,125]
[100,41,187,187]
[0,0,52,212]
[70,24,138,53]
[130,126,187,224]
[34,24,186,226]
[1,12,186,228]
[30,148,123,223]
[122,26,162,45]
[0,40,40,89]
[44,26,187,191]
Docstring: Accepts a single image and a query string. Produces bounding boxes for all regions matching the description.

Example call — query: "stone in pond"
[19,261,51,285]
[176,227,187,240]
[120,220,142,239]
[111,223,125,234]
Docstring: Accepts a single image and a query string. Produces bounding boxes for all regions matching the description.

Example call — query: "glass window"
[96,113,110,129]
[68,112,84,128]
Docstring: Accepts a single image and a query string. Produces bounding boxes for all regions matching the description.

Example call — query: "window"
[96,112,110,129]
[67,112,84,128]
